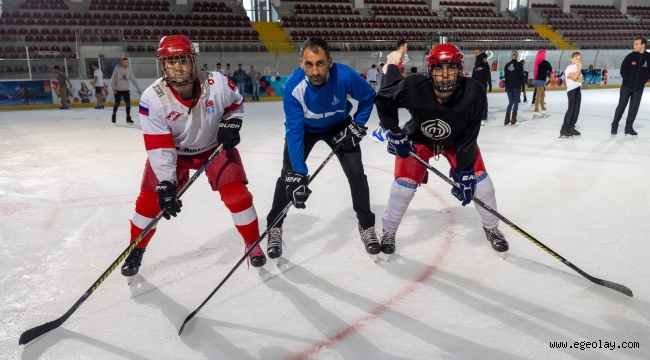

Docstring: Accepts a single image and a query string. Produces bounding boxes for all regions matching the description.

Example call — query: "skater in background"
[533,50,552,118]
[560,52,584,138]
[471,52,491,125]
[78,82,93,103]
[520,60,528,104]
[372,40,408,143]
[110,57,142,124]
[503,50,524,126]
[265,38,378,261]
[375,43,509,260]
[91,62,104,109]
[367,64,378,91]
[53,65,73,110]
[610,37,650,137]
[122,35,267,279]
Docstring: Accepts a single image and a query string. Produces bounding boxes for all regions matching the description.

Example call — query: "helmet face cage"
[429,60,463,93]
[159,53,197,87]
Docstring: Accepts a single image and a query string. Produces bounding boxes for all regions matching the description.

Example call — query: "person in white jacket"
[110,58,142,124]
[121,36,267,279]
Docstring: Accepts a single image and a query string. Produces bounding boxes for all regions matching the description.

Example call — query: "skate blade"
[495,251,506,260]
[127,275,136,286]
[611,134,617,138]
[384,253,390,262]
[558,135,573,139]
[369,254,378,262]
[273,257,287,267]
[624,134,637,138]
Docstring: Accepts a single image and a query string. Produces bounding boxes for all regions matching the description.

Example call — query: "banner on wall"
[467,69,621,89]
[0,81,54,107]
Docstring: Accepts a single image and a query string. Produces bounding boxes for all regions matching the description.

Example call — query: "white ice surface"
[1,88,649,360]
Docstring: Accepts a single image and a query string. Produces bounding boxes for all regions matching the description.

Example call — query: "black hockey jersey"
[375,75,486,174]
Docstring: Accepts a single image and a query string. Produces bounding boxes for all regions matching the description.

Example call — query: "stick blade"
[600,280,633,297]
[178,311,197,335]
[19,319,62,345]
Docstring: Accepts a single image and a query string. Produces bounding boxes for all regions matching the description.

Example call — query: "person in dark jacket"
[611,37,650,137]
[533,50,552,118]
[520,59,529,104]
[471,52,491,124]
[504,50,524,126]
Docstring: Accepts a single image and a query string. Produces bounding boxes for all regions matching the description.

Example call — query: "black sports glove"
[156,180,182,220]
[331,120,367,152]
[285,171,311,209]
[217,118,242,150]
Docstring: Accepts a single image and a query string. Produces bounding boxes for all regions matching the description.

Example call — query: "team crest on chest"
[421,119,452,140]
[206,100,215,114]
[165,111,182,121]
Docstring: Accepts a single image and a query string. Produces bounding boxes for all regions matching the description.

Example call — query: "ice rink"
[1,87,649,359]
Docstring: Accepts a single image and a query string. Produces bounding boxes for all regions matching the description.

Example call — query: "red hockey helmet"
[157,35,197,87]
[426,43,464,93]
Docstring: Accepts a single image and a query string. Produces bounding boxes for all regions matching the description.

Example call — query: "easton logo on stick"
[421,119,451,140]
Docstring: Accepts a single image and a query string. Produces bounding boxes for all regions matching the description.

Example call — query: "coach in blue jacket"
[264,38,380,261]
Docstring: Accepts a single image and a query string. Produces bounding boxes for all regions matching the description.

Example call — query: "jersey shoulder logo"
[153,84,165,97]
[332,95,340,106]
[227,78,236,91]
[165,111,182,121]
[421,119,452,141]
[206,100,215,114]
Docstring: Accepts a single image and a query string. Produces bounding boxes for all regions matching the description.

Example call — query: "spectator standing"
[216,63,224,74]
[248,66,262,101]
[110,57,142,125]
[471,52,491,125]
[503,50,524,126]
[53,65,73,110]
[201,64,208,72]
[367,64,378,90]
[520,60,528,104]
[233,63,247,100]
[224,63,233,79]
[92,62,104,109]
[610,37,650,137]
[373,40,408,142]
[560,52,584,138]
[533,50,552,118]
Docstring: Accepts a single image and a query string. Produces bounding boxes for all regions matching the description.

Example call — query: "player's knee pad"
[219,181,254,213]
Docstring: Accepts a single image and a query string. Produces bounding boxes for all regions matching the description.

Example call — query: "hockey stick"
[408,151,633,298]
[18,144,225,345]
[179,144,342,335]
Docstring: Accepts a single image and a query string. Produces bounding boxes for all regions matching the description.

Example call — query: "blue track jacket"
[283,63,376,175]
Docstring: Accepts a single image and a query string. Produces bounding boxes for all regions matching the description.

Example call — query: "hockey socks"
[381,178,417,233]
[130,191,160,249]
[474,173,498,230]
[219,181,260,244]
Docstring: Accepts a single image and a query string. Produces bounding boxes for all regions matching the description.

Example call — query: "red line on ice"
[289,168,457,360]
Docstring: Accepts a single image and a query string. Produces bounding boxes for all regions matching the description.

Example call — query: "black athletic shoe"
[625,128,638,137]
[568,128,581,136]
[267,227,283,259]
[126,115,134,124]
[111,113,116,124]
[484,227,509,252]
[121,248,146,276]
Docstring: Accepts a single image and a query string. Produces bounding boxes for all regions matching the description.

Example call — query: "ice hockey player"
[374,43,509,259]
[265,37,379,261]
[121,35,266,280]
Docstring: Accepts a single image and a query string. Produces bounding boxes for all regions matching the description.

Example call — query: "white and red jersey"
[138,72,243,182]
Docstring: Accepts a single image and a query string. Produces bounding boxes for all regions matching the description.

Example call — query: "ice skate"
[504,112,511,126]
[359,224,381,262]
[121,248,146,285]
[484,227,508,258]
[523,99,528,105]
[559,129,573,139]
[267,227,284,265]
[380,229,396,261]
[246,243,266,273]
[510,111,518,126]
[111,113,116,124]
[625,128,637,138]
[568,128,581,137]
[611,125,618,138]
[371,126,385,143]
[533,111,542,118]
[126,115,134,125]
[542,110,550,117]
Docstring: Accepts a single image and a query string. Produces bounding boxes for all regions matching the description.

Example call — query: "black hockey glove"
[156,180,183,220]
[451,169,476,206]
[386,130,416,158]
[331,120,367,152]
[217,118,242,150]
[285,171,311,209]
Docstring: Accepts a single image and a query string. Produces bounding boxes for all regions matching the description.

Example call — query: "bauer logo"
[206,100,215,114]
[165,111,182,121]
[421,119,451,140]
